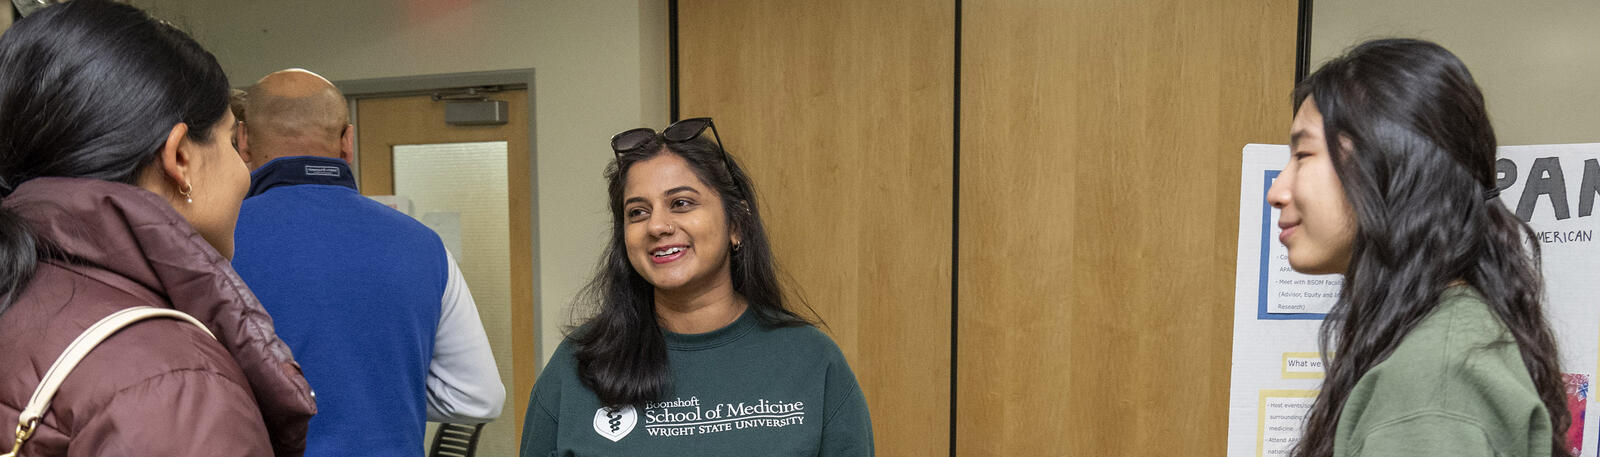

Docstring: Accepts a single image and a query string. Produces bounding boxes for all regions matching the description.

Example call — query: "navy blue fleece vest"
[232,156,446,457]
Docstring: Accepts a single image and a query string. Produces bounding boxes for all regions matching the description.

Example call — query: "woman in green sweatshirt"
[519,118,873,456]
[1268,39,1571,457]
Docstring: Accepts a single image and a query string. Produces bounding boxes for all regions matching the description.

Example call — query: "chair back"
[426,422,486,457]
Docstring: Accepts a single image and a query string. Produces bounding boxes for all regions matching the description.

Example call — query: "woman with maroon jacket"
[0,1,316,455]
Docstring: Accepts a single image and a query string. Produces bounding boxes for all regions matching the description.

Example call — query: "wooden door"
[679,0,1297,454]
[354,89,534,455]
[678,1,957,456]
[957,1,1297,455]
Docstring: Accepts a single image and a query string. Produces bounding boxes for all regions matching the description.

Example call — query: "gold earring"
[179,181,193,204]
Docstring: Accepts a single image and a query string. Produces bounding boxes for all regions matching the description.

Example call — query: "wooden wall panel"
[678,1,955,456]
[957,1,1296,455]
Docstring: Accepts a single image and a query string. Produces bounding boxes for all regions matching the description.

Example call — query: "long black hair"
[0,0,232,313]
[571,134,813,406]
[1291,39,1569,457]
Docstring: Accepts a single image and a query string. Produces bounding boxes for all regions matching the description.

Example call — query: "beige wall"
[1312,0,1600,145]
[128,0,671,366]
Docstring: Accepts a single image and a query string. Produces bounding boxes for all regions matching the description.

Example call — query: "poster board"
[1227,143,1600,456]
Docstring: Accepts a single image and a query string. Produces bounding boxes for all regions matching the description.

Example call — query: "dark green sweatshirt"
[519,309,873,456]
[1333,286,1553,457]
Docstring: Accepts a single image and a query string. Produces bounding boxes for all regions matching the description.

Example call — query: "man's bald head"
[241,69,352,169]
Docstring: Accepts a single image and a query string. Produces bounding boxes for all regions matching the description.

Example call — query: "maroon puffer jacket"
[0,178,317,456]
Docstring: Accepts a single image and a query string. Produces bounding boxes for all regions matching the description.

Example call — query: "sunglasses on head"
[609,117,737,179]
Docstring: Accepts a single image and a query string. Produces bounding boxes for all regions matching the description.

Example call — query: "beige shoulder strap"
[4,306,214,457]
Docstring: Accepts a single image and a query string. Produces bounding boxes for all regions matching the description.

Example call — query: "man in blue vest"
[232,69,505,456]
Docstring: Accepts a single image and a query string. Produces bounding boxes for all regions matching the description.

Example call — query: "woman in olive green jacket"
[1269,38,1570,457]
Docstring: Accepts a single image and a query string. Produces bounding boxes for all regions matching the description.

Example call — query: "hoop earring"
[179,181,193,204]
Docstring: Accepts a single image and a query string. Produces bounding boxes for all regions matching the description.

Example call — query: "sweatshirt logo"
[593,405,637,442]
